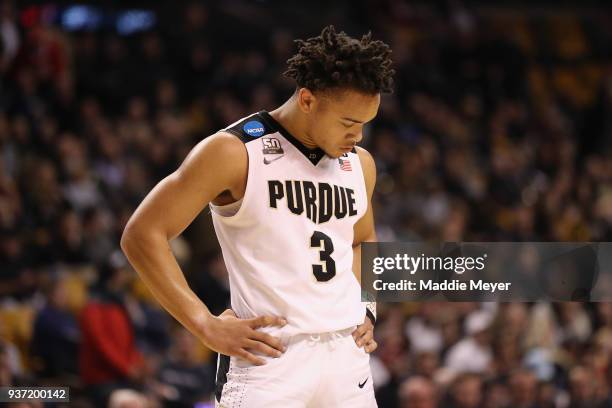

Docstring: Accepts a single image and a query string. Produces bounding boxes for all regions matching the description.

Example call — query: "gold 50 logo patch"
[262,138,284,155]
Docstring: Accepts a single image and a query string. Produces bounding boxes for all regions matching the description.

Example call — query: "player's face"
[309,89,380,158]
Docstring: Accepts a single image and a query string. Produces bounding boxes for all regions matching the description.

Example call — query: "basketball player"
[120,25,394,407]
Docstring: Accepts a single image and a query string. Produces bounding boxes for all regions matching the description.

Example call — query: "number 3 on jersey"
[310,231,336,281]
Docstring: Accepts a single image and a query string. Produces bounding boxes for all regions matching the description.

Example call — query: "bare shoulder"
[354,146,375,173]
[180,131,246,170]
[354,146,376,195]
[174,131,248,197]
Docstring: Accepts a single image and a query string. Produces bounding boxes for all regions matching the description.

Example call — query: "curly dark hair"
[284,25,395,94]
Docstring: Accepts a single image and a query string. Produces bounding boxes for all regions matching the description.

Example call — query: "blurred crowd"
[1,0,612,407]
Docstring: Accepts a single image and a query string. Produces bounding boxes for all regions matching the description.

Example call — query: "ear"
[296,88,318,114]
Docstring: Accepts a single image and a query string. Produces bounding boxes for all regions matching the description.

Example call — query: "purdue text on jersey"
[268,180,358,224]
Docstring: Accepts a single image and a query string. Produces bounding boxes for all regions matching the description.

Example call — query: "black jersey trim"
[259,111,326,166]
[215,353,230,403]
[223,112,276,143]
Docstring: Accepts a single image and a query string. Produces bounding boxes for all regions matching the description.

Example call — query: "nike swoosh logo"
[263,155,284,165]
[358,377,368,388]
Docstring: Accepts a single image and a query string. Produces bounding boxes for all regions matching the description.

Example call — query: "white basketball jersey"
[210,111,368,336]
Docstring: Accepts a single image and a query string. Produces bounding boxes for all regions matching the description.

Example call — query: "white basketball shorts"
[215,326,377,408]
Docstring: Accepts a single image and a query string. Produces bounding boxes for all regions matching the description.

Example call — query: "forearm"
[352,243,362,285]
[352,229,377,285]
[121,228,211,338]
[354,241,377,321]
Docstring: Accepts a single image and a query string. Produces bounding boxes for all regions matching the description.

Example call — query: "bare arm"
[121,132,285,365]
[351,146,378,353]
[352,146,378,284]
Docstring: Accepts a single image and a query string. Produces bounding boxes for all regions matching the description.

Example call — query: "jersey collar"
[259,111,326,166]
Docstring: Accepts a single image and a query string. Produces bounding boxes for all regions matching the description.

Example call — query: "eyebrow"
[341,117,364,124]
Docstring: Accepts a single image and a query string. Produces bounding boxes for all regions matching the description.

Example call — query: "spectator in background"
[19,10,70,86]
[375,305,411,408]
[405,303,444,355]
[82,207,115,265]
[190,252,230,316]
[30,274,80,380]
[536,381,558,408]
[53,209,89,266]
[124,293,171,356]
[567,366,604,408]
[508,369,538,408]
[0,320,22,382]
[399,376,438,408]
[413,351,440,379]
[0,0,19,74]
[79,251,144,408]
[445,310,494,375]
[0,344,14,386]
[0,229,37,299]
[108,389,148,408]
[154,327,214,407]
[482,381,511,408]
[446,373,483,408]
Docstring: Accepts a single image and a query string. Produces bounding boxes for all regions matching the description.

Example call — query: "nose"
[348,131,363,144]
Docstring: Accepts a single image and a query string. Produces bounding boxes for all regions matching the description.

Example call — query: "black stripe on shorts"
[215,353,230,403]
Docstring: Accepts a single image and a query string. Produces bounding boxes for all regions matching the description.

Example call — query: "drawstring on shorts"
[306,331,346,351]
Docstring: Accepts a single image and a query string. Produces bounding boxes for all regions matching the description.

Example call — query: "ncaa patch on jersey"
[243,120,266,137]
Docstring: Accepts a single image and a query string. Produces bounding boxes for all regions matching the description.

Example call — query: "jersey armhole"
[210,136,253,221]
[213,112,276,221]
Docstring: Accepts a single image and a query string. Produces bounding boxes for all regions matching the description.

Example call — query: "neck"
[268,96,318,149]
